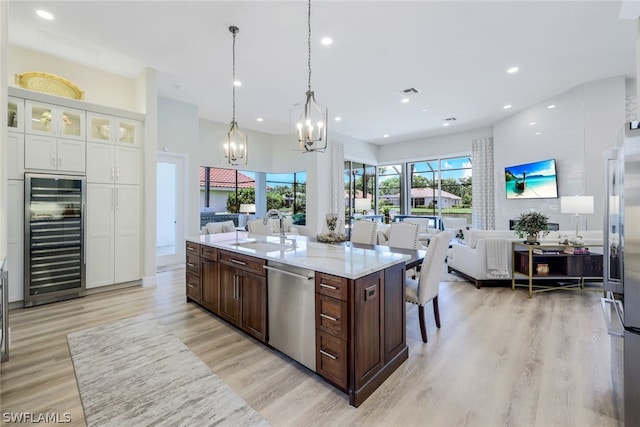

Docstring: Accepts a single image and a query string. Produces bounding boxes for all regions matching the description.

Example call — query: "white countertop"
[189,232,410,280]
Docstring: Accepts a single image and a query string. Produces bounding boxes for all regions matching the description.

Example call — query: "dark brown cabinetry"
[185,242,201,302]
[315,262,408,407]
[186,243,266,343]
[218,250,267,343]
[200,247,219,314]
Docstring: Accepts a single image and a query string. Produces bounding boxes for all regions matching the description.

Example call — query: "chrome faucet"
[263,209,286,240]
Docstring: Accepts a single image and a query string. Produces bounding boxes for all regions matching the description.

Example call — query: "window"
[407,156,472,223]
[377,164,402,217]
[265,172,307,225]
[200,167,256,213]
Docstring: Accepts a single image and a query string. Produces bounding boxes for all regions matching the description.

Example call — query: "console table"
[511,242,603,297]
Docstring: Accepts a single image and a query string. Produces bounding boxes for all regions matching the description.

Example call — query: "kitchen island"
[185,232,411,407]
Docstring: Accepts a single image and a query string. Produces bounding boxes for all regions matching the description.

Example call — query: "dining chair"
[387,222,422,249]
[350,220,378,245]
[405,231,452,343]
[247,219,273,235]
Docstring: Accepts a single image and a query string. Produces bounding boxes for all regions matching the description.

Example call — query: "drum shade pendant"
[224,26,247,165]
[296,0,327,152]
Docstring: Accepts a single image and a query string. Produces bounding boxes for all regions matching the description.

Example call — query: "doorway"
[156,153,186,269]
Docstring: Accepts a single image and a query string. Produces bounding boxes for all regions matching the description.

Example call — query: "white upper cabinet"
[86,112,141,147]
[25,101,85,140]
[7,97,24,132]
[24,135,86,173]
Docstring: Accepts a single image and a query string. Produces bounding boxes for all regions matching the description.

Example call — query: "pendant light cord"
[232,28,237,122]
[307,0,312,92]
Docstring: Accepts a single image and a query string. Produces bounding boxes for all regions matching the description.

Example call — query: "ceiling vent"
[398,87,420,96]
[444,117,457,121]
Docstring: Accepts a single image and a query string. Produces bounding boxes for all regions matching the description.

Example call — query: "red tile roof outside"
[199,167,255,188]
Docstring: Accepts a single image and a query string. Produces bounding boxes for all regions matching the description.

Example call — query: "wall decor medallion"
[15,71,84,100]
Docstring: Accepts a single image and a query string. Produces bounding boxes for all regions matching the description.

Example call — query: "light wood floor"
[1,270,621,426]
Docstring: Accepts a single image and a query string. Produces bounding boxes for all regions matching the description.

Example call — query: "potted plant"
[513,210,550,243]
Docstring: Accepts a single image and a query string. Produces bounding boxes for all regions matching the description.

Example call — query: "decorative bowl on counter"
[316,232,347,243]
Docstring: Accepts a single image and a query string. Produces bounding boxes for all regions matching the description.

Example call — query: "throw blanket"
[486,238,510,279]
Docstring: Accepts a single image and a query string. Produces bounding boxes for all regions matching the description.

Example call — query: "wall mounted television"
[504,158,558,199]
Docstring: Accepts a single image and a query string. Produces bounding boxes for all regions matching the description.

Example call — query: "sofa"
[447,229,603,288]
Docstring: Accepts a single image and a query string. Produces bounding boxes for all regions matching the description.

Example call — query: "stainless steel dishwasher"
[265,260,316,372]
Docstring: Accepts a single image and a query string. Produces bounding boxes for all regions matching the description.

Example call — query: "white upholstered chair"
[405,231,452,343]
[247,219,273,236]
[350,220,378,245]
[387,222,422,250]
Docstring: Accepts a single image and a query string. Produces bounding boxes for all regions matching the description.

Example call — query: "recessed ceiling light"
[233,80,242,87]
[529,122,536,126]
[443,122,450,127]
[383,134,390,138]
[401,98,410,104]
[507,66,519,74]
[420,108,428,112]
[547,104,556,109]
[256,118,263,122]
[36,9,54,20]
[503,104,512,109]
[335,117,342,121]
[321,37,333,45]
[535,132,542,135]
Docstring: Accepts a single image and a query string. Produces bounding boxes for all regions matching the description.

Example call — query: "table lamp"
[354,198,370,215]
[560,195,594,239]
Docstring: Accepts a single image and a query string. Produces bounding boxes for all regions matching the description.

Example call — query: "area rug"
[440,262,470,282]
[67,314,269,427]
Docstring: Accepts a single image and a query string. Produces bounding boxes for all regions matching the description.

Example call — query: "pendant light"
[224,25,247,165]
[296,0,327,152]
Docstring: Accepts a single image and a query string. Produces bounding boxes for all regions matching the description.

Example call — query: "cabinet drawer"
[219,250,266,276]
[186,241,200,254]
[316,295,348,340]
[316,273,348,300]
[316,332,348,389]
[186,272,201,301]
[200,245,217,261]
[186,254,200,276]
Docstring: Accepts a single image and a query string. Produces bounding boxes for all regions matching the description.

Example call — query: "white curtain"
[330,141,345,231]
[471,137,495,230]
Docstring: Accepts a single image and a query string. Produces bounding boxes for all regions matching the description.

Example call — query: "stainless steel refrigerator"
[24,173,86,307]
[603,122,640,426]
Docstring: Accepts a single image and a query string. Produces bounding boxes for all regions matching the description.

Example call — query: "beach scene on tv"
[504,159,558,199]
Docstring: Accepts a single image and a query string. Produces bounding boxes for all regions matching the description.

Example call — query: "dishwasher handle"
[263,265,314,281]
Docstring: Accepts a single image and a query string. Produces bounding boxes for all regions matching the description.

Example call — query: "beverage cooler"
[24,173,86,307]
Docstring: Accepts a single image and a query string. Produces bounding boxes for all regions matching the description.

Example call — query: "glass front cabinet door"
[86,113,141,147]
[7,97,24,132]
[25,101,85,140]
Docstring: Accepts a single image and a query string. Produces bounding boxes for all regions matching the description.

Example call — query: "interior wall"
[158,97,199,237]
[377,127,492,164]
[493,76,625,231]
[8,46,138,112]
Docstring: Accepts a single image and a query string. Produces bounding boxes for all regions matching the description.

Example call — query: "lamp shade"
[560,195,594,214]
[354,198,370,212]
[239,203,255,214]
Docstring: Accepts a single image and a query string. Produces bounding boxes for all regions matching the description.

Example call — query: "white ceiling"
[7,1,638,145]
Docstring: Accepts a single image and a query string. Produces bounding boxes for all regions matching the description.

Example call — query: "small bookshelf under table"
[511,242,603,297]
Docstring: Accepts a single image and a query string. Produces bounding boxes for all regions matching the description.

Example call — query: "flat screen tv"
[504,158,558,199]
